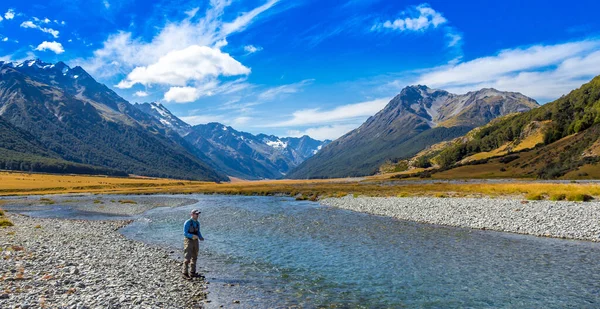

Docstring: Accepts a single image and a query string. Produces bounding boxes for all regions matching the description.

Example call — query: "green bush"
[566,194,593,202]
[549,193,566,201]
[0,218,14,227]
[526,193,544,200]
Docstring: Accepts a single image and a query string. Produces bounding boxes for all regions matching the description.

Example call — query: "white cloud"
[266,98,390,127]
[446,32,462,47]
[0,16,3,22]
[20,20,59,38]
[185,7,200,18]
[258,79,313,101]
[82,1,279,79]
[244,45,263,54]
[34,41,65,54]
[42,18,51,24]
[2,37,7,42]
[415,39,600,101]
[288,124,358,140]
[4,9,15,20]
[103,0,110,9]
[221,0,279,36]
[116,45,250,88]
[372,4,446,32]
[164,86,202,103]
[134,91,149,97]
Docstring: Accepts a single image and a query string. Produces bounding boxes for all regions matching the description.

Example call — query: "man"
[183,209,204,279]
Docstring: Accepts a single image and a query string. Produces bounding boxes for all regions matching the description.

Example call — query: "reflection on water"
[116,195,600,308]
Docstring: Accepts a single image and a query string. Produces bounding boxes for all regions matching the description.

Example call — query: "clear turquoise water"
[115,195,600,308]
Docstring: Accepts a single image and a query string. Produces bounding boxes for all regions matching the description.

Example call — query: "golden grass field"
[1,171,600,202]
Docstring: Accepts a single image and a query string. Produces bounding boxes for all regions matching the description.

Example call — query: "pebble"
[321,196,600,241]
[0,214,207,308]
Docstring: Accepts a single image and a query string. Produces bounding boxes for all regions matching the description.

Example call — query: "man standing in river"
[183,209,204,279]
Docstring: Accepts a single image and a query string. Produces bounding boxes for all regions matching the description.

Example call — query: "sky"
[1,0,600,140]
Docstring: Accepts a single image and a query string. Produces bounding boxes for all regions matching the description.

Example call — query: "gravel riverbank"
[0,196,208,309]
[321,196,600,242]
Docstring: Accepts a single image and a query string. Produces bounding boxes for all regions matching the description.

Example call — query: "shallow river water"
[8,194,600,308]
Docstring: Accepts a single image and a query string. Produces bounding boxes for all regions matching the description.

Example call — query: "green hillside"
[411,75,600,179]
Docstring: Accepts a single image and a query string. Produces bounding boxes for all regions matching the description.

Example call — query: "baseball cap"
[191,209,201,215]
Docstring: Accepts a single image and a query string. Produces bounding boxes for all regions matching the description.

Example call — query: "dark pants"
[183,237,199,274]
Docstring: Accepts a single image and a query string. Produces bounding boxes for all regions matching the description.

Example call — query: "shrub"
[435,193,448,198]
[499,155,520,164]
[549,193,566,201]
[397,192,409,197]
[0,208,5,217]
[118,200,137,204]
[0,218,14,227]
[566,194,593,202]
[526,193,544,200]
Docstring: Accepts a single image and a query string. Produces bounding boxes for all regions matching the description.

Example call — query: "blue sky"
[1,0,600,140]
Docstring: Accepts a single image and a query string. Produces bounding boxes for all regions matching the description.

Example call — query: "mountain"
[131,102,329,179]
[400,75,600,179]
[0,59,226,181]
[133,102,192,137]
[287,85,538,179]
[183,123,330,179]
[0,114,127,175]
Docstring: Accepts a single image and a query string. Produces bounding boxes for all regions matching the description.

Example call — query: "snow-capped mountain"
[133,102,192,137]
[183,123,330,180]
[132,102,330,179]
[0,59,225,181]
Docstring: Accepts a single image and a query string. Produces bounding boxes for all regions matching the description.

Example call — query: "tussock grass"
[118,200,137,204]
[550,193,567,201]
[2,171,600,202]
[0,208,5,217]
[526,193,544,200]
[0,217,14,227]
[566,194,593,202]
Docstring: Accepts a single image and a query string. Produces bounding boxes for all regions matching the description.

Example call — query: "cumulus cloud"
[415,39,600,101]
[116,45,250,88]
[34,41,64,54]
[266,98,390,127]
[2,37,7,42]
[20,20,59,38]
[164,86,201,103]
[4,9,15,20]
[372,4,446,32]
[82,1,279,78]
[134,91,149,97]
[244,45,263,54]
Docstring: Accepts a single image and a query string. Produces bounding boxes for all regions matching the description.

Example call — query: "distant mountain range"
[134,102,330,179]
[287,85,539,179]
[7,59,572,182]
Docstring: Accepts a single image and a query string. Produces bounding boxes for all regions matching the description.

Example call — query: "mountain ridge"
[287,85,538,179]
[0,59,226,181]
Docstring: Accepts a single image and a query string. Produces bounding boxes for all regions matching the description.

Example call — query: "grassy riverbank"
[2,171,600,201]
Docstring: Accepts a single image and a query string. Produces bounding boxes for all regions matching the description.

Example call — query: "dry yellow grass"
[512,130,545,152]
[460,144,510,163]
[2,171,600,202]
